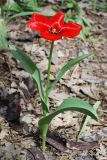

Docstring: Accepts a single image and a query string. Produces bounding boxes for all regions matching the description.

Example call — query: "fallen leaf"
[66,141,99,150]
[26,147,46,160]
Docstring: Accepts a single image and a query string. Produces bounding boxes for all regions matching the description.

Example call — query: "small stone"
[0,130,8,139]
[21,114,35,124]
[27,103,34,111]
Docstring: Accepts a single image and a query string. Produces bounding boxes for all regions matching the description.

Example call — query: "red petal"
[27,19,49,32]
[50,11,64,28]
[27,13,50,32]
[31,13,49,23]
[40,31,62,41]
[61,22,82,38]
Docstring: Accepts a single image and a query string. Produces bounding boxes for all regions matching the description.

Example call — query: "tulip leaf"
[9,45,48,113]
[77,101,100,140]
[0,19,8,49]
[46,53,93,95]
[39,98,98,133]
[9,11,39,21]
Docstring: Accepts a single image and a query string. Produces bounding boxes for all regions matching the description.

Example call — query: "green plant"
[92,0,107,13]
[0,18,8,48]
[0,0,7,17]
[0,0,40,49]
[0,1,8,49]
[92,0,97,13]
[10,12,98,152]
[95,1,107,12]
[7,0,39,13]
[0,0,40,22]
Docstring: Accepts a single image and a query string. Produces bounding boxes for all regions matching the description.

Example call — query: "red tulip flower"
[27,11,82,41]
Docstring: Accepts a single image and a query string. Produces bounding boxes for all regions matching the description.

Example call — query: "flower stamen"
[49,27,61,35]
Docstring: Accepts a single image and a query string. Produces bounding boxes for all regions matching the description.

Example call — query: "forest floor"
[0,1,107,160]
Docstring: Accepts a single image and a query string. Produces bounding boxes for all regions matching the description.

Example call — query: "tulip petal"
[27,13,50,32]
[31,13,49,23]
[61,22,82,38]
[27,19,49,32]
[50,11,64,28]
[40,31,62,41]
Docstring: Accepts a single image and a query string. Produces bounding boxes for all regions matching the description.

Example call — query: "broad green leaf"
[39,98,98,133]
[77,101,100,140]
[9,45,48,113]
[9,11,40,21]
[0,19,8,49]
[46,53,93,95]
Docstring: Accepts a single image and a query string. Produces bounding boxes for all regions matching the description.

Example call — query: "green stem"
[41,125,48,152]
[45,41,54,106]
[41,41,54,152]
[42,135,46,152]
